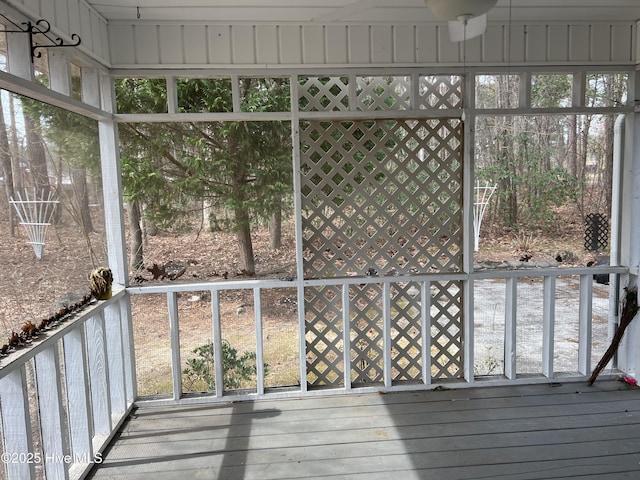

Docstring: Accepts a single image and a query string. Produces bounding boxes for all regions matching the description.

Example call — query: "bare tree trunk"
[601,75,615,217]
[497,122,518,226]
[231,126,256,275]
[71,167,94,233]
[202,198,216,232]
[142,204,158,238]
[603,114,614,216]
[235,205,255,275]
[9,94,22,190]
[567,115,578,177]
[580,115,592,216]
[0,94,16,236]
[269,198,282,251]
[534,116,552,172]
[128,201,144,271]
[24,113,49,195]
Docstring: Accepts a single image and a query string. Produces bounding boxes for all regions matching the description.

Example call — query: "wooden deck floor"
[88,380,640,480]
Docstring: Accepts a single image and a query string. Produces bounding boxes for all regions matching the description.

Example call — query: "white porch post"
[97,74,128,284]
[617,63,640,378]
[463,69,476,383]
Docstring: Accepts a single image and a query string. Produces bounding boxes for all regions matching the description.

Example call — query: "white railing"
[0,265,628,479]
[0,290,136,480]
[128,264,628,405]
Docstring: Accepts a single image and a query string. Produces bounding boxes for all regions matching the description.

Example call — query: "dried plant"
[512,230,536,252]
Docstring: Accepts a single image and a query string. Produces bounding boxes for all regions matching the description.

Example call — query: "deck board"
[88,380,640,479]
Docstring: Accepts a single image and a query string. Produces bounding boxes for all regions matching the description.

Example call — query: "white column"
[94,72,137,405]
[98,73,128,284]
[617,68,640,377]
[462,69,476,384]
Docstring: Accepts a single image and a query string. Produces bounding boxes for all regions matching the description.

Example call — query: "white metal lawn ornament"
[473,180,497,252]
[9,188,59,260]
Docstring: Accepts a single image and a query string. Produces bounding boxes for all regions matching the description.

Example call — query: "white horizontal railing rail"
[0,266,626,478]
[128,265,628,406]
[0,290,136,480]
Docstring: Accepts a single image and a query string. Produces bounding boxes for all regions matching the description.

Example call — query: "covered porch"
[0,0,639,479]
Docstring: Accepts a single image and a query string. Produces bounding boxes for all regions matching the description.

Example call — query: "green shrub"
[183,340,269,391]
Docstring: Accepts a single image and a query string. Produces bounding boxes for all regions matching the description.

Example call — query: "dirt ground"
[0,206,108,339]
[0,203,298,336]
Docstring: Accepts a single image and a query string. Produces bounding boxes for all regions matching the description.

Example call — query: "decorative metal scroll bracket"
[0,14,81,62]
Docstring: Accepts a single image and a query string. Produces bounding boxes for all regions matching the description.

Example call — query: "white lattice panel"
[304,286,344,386]
[356,76,411,111]
[304,279,463,386]
[297,75,463,113]
[300,118,462,278]
[419,75,463,109]
[298,73,465,386]
[349,284,384,384]
[390,282,423,381]
[298,76,350,112]
[430,281,462,378]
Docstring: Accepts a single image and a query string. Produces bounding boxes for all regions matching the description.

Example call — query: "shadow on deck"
[88,380,640,479]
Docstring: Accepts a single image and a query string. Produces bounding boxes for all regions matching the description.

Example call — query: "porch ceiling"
[87,0,640,24]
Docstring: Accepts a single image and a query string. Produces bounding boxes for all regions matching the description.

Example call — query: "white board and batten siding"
[2,0,638,69]
[3,0,110,65]
[108,22,638,69]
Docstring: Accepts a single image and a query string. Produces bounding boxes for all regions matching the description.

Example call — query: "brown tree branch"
[588,287,639,385]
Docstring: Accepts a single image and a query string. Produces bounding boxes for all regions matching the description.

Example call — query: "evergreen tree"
[116,77,292,275]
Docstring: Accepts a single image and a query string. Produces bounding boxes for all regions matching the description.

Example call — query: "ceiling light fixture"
[425,0,498,21]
